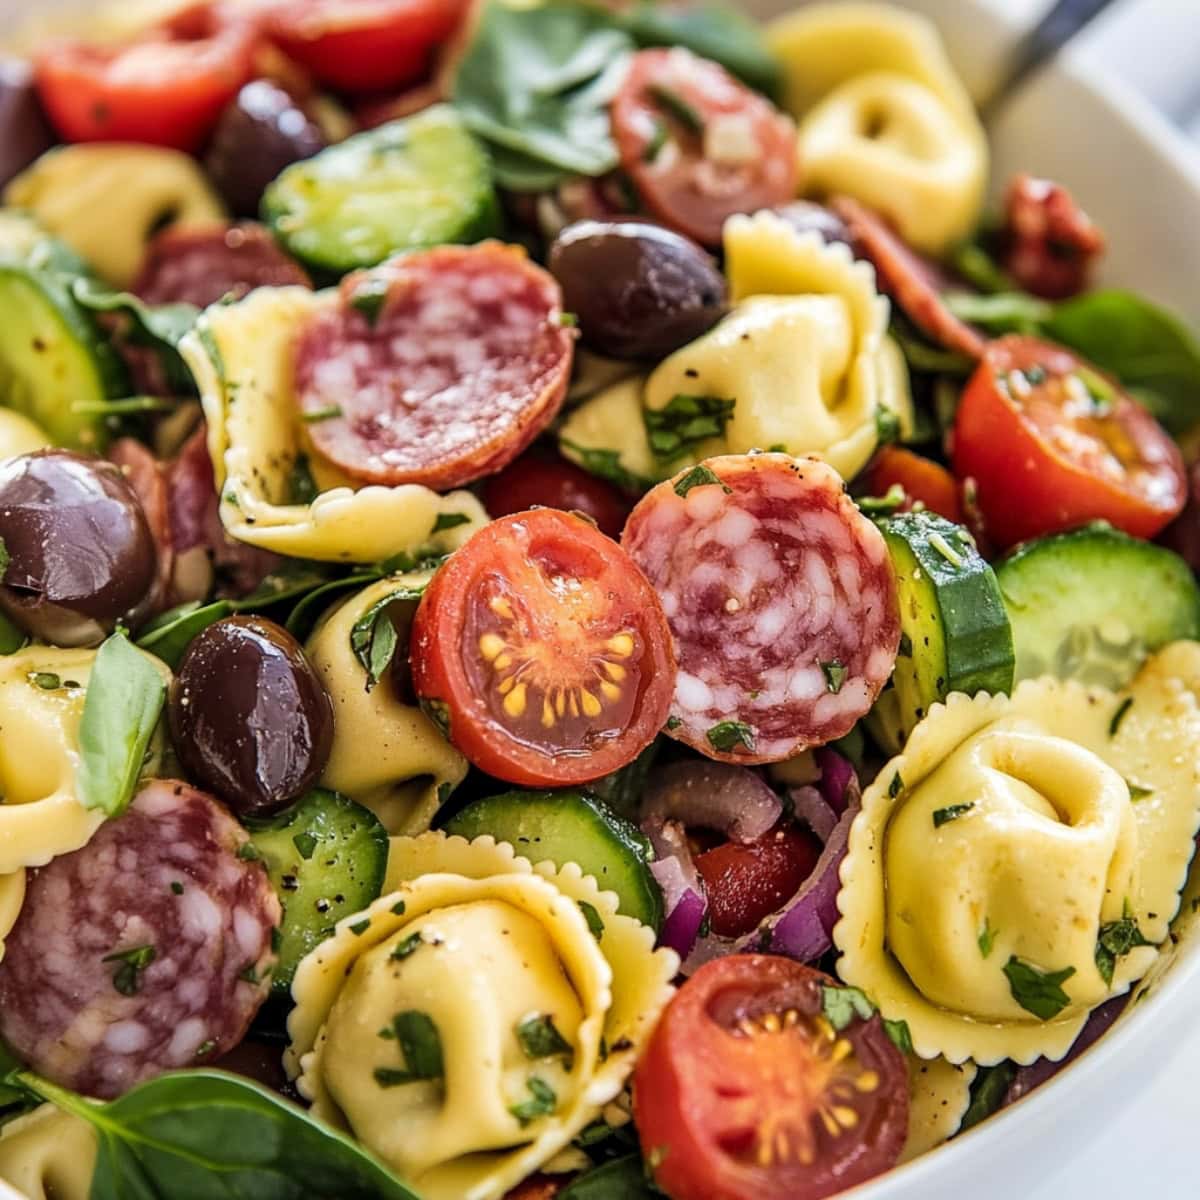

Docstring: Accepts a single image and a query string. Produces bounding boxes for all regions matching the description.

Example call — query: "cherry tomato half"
[480,449,632,540]
[612,48,799,247]
[410,509,676,787]
[694,825,821,939]
[867,446,964,525]
[953,335,1186,548]
[634,956,909,1200]
[268,0,468,95]
[34,3,256,152]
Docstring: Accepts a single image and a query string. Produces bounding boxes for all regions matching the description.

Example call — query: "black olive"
[0,450,157,646]
[548,220,728,360]
[772,201,852,246]
[204,80,327,219]
[169,616,334,818]
[0,59,55,190]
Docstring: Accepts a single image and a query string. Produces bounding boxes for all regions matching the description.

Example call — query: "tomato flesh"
[867,446,964,525]
[612,48,799,247]
[694,826,821,939]
[953,335,1186,548]
[634,956,908,1200]
[410,509,675,787]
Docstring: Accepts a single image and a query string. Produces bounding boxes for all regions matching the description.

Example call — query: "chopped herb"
[898,632,913,657]
[288,455,319,506]
[706,720,755,753]
[665,715,682,731]
[959,1062,1018,1132]
[559,440,653,494]
[673,464,731,498]
[1124,779,1154,801]
[517,1014,573,1061]
[875,407,902,445]
[271,926,282,953]
[648,83,704,134]
[238,963,263,985]
[933,802,975,828]
[349,278,390,325]
[390,900,407,916]
[820,660,847,694]
[558,311,579,328]
[508,1076,558,1126]
[349,589,424,691]
[883,1018,913,1055]
[578,900,605,941]
[103,945,156,997]
[170,881,184,896]
[821,984,875,1031]
[1002,957,1076,1020]
[390,932,423,961]
[888,772,903,798]
[978,918,998,959]
[1095,902,1153,986]
[301,405,343,423]
[349,919,371,937]
[436,781,454,807]
[927,531,965,568]
[194,1039,216,1059]
[1109,697,1134,737]
[71,395,179,416]
[431,512,471,534]
[374,1011,444,1086]
[32,672,61,690]
[857,484,906,515]
[421,698,451,738]
[643,119,669,162]
[236,842,261,862]
[644,393,735,463]
[292,832,318,860]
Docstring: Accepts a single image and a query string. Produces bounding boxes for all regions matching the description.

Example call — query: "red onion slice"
[653,862,707,959]
[815,746,857,814]
[643,761,782,844]
[790,784,838,842]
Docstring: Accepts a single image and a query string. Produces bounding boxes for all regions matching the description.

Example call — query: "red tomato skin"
[953,336,1186,549]
[410,509,676,788]
[867,446,964,525]
[694,826,821,939]
[268,0,467,94]
[480,451,632,540]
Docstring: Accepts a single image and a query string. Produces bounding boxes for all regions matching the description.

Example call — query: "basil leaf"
[508,1076,557,1126]
[136,600,233,669]
[586,736,660,822]
[820,983,876,1031]
[453,0,633,184]
[673,464,730,498]
[942,290,1053,334]
[1094,905,1153,986]
[561,1154,659,1200]
[932,802,975,828]
[1002,956,1076,1021]
[284,572,384,642]
[517,1014,573,1061]
[0,610,26,655]
[559,438,656,495]
[349,587,424,691]
[375,1011,444,1086]
[233,562,333,611]
[19,1069,417,1199]
[958,1061,1017,1132]
[644,394,736,463]
[883,1017,913,1055]
[706,720,755,754]
[76,632,166,819]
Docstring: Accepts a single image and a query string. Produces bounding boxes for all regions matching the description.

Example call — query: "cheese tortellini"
[180,288,490,564]
[287,832,678,1200]
[0,1104,97,1200]
[0,869,25,966]
[768,4,987,254]
[5,144,226,286]
[836,643,1200,1065]
[900,1057,976,1164]
[306,575,468,835]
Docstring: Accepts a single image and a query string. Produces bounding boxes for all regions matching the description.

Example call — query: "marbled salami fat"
[622,454,900,763]
[293,243,574,490]
[0,781,280,1099]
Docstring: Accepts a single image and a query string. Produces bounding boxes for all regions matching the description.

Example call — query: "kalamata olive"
[0,450,157,646]
[548,220,727,360]
[169,616,333,818]
[773,200,852,246]
[0,59,55,190]
[203,80,327,218]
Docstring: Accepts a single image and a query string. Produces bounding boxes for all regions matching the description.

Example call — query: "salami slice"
[831,195,986,361]
[0,780,280,1099]
[1001,173,1105,300]
[292,243,575,490]
[109,436,173,613]
[132,222,312,308]
[622,453,900,763]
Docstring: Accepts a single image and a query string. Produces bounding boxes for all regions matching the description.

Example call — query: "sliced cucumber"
[247,788,389,992]
[262,104,501,275]
[442,789,663,931]
[879,511,1014,732]
[996,524,1200,688]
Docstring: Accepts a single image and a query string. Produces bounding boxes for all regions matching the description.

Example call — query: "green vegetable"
[942,290,1052,334]
[958,1061,1017,1132]
[978,918,998,959]
[283,571,384,642]
[644,393,736,463]
[517,1015,573,1062]
[706,719,755,754]
[880,511,1014,733]
[76,632,166,819]
[136,600,234,669]
[1094,902,1153,986]
[1002,957,1076,1021]
[578,900,605,940]
[452,1,633,190]
[349,585,425,691]
[509,1076,557,1126]
[883,1018,913,1055]
[995,524,1200,688]
[102,945,157,997]
[375,1011,444,1086]
[560,1154,659,1200]
[586,737,661,822]
[933,803,975,828]
[559,439,657,495]
[443,789,663,931]
[673,464,730,498]
[263,105,500,275]
[820,984,875,1031]
[247,789,389,992]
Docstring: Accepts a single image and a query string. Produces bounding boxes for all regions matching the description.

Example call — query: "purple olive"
[0,450,156,645]
[0,59,55,190]
[169,616,333,818]
[773,201,852,246]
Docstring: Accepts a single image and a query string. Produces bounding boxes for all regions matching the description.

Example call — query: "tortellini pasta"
[180,288,490,563]
[0,1104,97,1200]
[5,144,226,286]
[0,869,25,966]
[558,376,668,490]
[900,1057,976,1164]
[768,4,987,254]
[836,643,1200,1065]
[306,576,468,835]
[287,832,678,1200]
[0,408,49,458]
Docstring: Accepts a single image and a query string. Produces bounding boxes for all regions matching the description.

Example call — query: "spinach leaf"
[559,439,657,495]
[452,1,634,186]
[349,586,425,690]
[135,600,233,669]
[284,572,384,642]
[561,1153,659,1198]
[941,290,1053,334]
[233,562,334,611]
[486,140,572,193]
[644,393,736,463]
[17,1069,417,1200]
[958,1061,1017,1132]
[76,632,167,819]
[1002,956,1076,1021]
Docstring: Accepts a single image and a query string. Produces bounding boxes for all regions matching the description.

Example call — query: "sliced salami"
[622,453,900,763]
[109,437,173,613]
[831,195,986,361]
[0,780,280,1099]
[132,222,312,308]
[292,243,575,490]
[1001,173,1105,300]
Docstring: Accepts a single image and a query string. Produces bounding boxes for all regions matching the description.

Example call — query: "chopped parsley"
[706,720,755,754]
[643,119,669,163]
[673,464,731,498]
[857,484,906,515]
[349,919,371,937]
[665,715,682,731]
[1124,778,1154,802]
[516,1014,573,1062]
[301,405,342,424]
[292,832,318,861]
[431,512,471,534]
[648,83,704,134]
[578,900,605,941]
[888,772,904,798]
[1109,697,1134,737]
[883,1018,913,1055]
[508,1076,558,1126]
[374,1011,444,1086]
[1002,957,1076,1020]
[436,781,454,806]
[820,660,847,694]
[170,881,184,895]
[558,311,579,328]
[235,842,261,862]
[644,393,735,463]
[933,802,975,828]
[1095,902,1153,986]
[820,984,875,1031]
[875,407,902,445]
[391,900,407,916]
[103,944,156,997]
[288,455,320,506]
[978,918,998,959]
[349,278,390,325]
[390,932,423,962]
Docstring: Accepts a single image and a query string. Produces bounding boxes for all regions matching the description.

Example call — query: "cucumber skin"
[881,512,1015,730]
[443,789,663,932]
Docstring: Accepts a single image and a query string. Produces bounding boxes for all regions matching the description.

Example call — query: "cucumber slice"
[996,524,1200,689]
[247,788,389,992]
[443,789,663,931]
[879,511,1014,732]
[262,104,501,275]
[0,263,126,451]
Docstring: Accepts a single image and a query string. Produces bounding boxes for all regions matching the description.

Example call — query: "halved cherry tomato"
[34,3,256,152]
[612,48,799,247]
[867,446,964,525]
[268,0,468,95]
[480,449,632,541]
[694,826,821,939]
[953,335,1186,548]
[634,956,909,1200]
[410,509,675,787]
